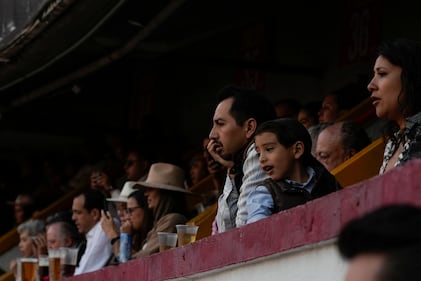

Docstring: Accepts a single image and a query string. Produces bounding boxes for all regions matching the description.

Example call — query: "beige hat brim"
[134,181,193,194]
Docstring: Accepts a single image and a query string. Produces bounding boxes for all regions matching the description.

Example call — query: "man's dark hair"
[337,204,421,259]
[340,121,371,153]
[217,85,276,128]
[77,189,105,212]
[338,204,421,281]
[377,245,421,281]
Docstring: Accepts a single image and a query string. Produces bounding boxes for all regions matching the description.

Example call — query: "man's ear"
[64,236,73,248]
[91,208,101,221]
[347,148,357,160]
[293,141,305,159]
[245,118,257,139]
[338,109,348,120]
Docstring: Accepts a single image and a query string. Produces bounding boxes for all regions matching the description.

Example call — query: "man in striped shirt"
[207,85,276,233]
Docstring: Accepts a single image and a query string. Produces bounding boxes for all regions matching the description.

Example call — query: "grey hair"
[17,219,45,236]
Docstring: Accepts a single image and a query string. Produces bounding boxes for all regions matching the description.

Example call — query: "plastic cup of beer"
[48,249,61,281]
[38,255,49,280]
[176,224,199,246]
[19,257,38,281]
[157,232,178,252]
[16,259,22,281]
[60,247,78,278]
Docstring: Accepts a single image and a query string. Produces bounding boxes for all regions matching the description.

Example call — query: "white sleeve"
[74,223,112,275]
[236,143,268,227]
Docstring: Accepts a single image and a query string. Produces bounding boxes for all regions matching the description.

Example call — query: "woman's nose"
[367,78,376,92]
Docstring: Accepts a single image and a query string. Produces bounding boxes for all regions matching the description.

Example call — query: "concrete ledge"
[70,159,421,281]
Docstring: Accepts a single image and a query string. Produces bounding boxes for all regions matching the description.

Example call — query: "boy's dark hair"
[255,118,316,166]
[217,85,276,128]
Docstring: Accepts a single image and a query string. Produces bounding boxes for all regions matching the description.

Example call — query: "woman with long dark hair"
[368,38,421,174]
[133,162,190,257]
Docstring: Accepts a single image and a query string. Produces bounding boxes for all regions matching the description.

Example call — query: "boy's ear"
[245,118,257,139]
[293,141,305,159]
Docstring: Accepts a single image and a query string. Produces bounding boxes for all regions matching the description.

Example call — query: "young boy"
[247,118,341,223]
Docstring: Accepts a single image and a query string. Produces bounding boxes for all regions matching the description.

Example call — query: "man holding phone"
[72,189,112,275]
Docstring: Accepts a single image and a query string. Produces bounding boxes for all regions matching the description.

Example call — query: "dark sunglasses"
[127,206,142,215]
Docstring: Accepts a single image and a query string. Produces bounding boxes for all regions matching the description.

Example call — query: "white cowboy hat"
[107,181,137,203]
[134,162,191,193]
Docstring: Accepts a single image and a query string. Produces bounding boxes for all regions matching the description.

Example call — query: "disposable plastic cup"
[20,257,38,281]
[176,225,199,246]
[60,247,78,278]
[48,249,61,281]
[157,232,178,252]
